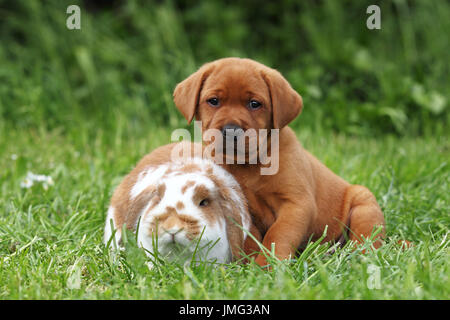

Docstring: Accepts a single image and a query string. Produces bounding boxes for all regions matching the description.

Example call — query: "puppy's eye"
[207,98,220,107]
[249,100,262,110]
[199,199,209,207]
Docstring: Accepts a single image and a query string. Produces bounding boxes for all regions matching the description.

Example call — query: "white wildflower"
[20,172,54,190]
[20,178,34,189]
[67,262,82,290]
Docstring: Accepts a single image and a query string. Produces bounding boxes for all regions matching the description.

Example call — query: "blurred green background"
[0,0,448,137]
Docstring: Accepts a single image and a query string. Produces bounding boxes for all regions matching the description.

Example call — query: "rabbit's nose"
[164,227,183,235]
[162,226,184,242]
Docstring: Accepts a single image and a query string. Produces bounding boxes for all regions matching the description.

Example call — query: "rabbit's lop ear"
[260,67,303,129]
[219,186,250,262]
[173,62,215,124]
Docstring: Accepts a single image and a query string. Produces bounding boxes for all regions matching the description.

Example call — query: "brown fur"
[181,180,195,194]
[173,57,386,266]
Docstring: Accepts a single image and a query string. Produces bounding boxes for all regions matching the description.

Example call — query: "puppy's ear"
[261,68,303,129]
[173,63,215,124]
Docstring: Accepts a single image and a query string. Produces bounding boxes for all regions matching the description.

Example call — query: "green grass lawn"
[0,124,448,299]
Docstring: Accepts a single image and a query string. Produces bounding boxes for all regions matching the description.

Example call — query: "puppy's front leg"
[255,200,315,267]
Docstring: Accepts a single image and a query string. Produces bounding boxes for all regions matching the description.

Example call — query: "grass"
[0,124,448,299]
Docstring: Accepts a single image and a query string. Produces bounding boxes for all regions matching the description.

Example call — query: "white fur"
[130,165,168,200]
[103,206,121,248]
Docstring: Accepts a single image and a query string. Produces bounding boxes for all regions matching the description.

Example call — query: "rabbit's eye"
[199,199,209,207]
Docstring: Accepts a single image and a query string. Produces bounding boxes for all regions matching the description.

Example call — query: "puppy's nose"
[221,124,243,140]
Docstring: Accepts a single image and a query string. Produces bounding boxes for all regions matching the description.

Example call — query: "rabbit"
[104,142,260,264]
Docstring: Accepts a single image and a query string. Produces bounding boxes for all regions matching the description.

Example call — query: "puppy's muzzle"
[221,123,244,142]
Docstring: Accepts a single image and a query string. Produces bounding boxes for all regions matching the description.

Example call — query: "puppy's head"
[173,57,303,141]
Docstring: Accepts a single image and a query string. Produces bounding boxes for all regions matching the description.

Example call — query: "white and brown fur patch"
[104,144,251,264]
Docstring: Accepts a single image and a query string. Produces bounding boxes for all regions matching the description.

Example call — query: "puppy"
[173,57,386,266]
[104,142,258,264]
